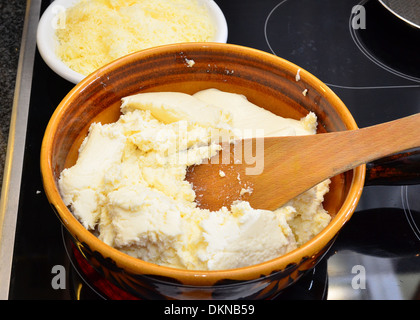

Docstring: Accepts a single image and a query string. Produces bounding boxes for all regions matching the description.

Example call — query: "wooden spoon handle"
[250,113,420,209]
[306,112,420,177]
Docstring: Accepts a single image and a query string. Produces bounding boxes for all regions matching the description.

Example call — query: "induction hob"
[1,0,420,300]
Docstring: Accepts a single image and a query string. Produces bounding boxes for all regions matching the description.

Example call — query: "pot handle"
[365,147,420,186]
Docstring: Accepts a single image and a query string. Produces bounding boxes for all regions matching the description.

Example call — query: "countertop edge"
[0,0,41,300]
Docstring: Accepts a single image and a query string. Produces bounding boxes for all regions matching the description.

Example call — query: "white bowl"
[36,0,228,84]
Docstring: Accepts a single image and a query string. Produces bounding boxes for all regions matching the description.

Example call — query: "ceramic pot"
[41,42,375,299]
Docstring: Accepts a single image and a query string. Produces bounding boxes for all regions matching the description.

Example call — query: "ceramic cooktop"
[4,0,420,300]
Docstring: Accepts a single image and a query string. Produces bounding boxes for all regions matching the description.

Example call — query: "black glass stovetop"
[7,0,420,300]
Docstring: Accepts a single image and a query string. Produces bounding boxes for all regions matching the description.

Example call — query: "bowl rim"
[36,0,228,84]
[40,42,366,286]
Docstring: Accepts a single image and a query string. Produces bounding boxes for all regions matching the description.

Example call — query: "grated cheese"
[55,0,216,76]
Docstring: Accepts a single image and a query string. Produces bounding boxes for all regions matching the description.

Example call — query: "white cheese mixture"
[59,88,331,270]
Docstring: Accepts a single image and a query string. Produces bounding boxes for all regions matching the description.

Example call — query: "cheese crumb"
[240,186,253,196]
[185,58,195,67]
[295,69,301,81]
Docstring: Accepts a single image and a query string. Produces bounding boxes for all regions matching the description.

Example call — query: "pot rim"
[40,42,366,286]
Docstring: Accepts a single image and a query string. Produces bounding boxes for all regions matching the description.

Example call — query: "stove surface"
[5,0,420,300]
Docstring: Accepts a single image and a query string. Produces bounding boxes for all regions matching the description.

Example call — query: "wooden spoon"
[186,113,420,211]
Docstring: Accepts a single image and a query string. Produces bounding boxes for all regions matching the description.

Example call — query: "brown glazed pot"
[41,42,366,300]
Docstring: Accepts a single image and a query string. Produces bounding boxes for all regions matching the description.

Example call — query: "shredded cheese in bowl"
[55,0,217,76]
